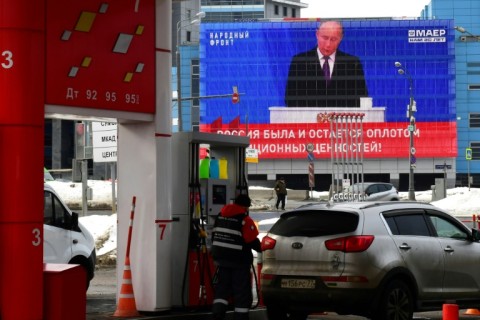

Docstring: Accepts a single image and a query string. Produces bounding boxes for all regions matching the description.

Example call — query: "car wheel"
[372,280,413,320]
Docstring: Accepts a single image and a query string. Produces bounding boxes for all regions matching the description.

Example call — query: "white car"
[346,182,400,201]
[44,183,96,288]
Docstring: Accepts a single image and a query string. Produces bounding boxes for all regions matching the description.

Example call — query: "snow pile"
[80,214,118,265]
[432,187,480,216]
[47,180,116,210]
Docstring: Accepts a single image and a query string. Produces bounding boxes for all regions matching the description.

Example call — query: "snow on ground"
[45,180,480,264]
[47,180,115,210]
[432,187,480,216]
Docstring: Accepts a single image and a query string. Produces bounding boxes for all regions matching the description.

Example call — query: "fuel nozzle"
[198,229,208,238]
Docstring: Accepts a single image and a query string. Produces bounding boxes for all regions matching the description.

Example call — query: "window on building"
[470,113,480,128]
[191,59,199,106]
[283,6,287,17]
[202,0,263,4]
[186,31,191,42]
[274,5,279,15]
[44,119,52,169]
[468,84,480,90]
[203,11,263,22]
[191,58,200,131]
[470,142,480,160]
[292,8,296,18]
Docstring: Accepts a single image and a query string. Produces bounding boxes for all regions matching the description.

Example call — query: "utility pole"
[395,62,416,200]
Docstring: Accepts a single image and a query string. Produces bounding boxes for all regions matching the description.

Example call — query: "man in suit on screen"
[285,20,368,108]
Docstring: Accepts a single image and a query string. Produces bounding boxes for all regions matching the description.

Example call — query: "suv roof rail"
[360,201,433,209]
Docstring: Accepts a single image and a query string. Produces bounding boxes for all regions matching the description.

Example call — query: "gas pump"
[171,132,250,309]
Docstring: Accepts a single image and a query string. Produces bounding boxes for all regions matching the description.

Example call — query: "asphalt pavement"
[85,210,480,320]
[87,289,480,320]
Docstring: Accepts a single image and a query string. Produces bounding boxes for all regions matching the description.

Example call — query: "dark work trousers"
[276,194,286,210]
[212,265,252,320]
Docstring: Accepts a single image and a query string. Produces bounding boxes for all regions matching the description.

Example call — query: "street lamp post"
[395,62,416,201]
[454,26,480,41]
[176,11,205,132]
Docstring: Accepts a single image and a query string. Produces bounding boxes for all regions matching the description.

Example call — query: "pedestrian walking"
[274,177,287,210]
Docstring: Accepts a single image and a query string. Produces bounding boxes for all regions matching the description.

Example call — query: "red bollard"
[443,303,459,320]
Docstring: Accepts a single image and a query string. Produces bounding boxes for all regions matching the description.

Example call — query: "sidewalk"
[85,268,480,320]
[86,297,480,320]
[249,188,321,211]
[86,296,268,320]
[86,267,268,320]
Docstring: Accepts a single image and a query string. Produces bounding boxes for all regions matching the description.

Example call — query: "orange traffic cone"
[464,308,480,315]
[113,257,140,317]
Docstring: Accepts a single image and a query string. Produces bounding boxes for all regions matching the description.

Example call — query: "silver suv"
[260,201,480,320]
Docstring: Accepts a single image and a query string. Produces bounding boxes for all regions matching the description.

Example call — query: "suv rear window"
[269,210,359,237]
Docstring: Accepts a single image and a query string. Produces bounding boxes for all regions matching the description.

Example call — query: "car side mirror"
[72,212,79,231]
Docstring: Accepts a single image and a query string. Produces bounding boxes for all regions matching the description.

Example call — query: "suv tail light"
[261,235,276,251]
[325,235,374,253]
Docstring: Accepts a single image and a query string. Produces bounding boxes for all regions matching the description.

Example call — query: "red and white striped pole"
[126,196,136,259]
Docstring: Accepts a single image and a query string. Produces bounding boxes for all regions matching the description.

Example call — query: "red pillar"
[0,1,45,319]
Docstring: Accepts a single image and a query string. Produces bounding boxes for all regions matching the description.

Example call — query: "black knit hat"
[234,194,251,208]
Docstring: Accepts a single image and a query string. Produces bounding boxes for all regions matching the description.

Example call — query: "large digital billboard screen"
[199,19,456,159]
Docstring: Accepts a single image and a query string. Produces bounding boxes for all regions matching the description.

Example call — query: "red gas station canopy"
[46,0,156,113]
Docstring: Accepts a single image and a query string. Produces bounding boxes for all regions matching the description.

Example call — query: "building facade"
[46,0,480,192]
[199,1,480,191]
[174,0,471,191]
[173,0,307,132]
[200,18,457,191]
[421,0,480,187]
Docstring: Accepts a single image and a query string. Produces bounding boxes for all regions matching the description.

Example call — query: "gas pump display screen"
[212,185,227,205]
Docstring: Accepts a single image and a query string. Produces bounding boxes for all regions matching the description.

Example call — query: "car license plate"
[281,278,315,289]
